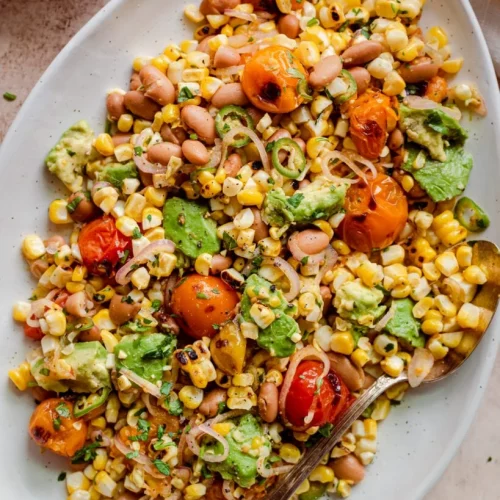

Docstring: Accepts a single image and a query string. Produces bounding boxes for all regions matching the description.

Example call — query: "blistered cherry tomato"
[285,361,351,428]
[78,216,130,276]
[24,324,44,340]
[349,91,398,159]
[28,399,87,457]
[241,46,307,114]
[340,173,408,252]
[170,274,239,339]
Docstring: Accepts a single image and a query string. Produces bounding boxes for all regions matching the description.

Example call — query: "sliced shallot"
[133,129,167,174]
[263,257,300,302]
[373,301,396,332]
[408,348,435,388]
[119,367,162,398]
[256,456,293,478]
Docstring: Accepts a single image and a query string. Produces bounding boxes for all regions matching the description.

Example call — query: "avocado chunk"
[399,104,467,162]
[163,197,220,259]
[263,178,346,226]
[384,298,425,348]
[204,414,271,488]
[299,482,328,500]
[115,333,176,383]
[334,279,386,326]
[97,161,138,189]
[402,145,473,202]
[46,120,95,192]
[240,274,300,357]
[30,341,111,393]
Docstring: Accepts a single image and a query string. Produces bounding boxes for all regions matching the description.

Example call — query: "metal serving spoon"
[267,240,500,500]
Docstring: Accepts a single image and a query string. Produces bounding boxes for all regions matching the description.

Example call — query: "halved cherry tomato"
[170,274,239,339]
[241,46,307,114]
[340,173,408,253]
[24,323,44,340]
[78,216,130,276]
[28,398,87,457]
[285,361,351,428]
[248,0,278,11]
[349,91,398,159]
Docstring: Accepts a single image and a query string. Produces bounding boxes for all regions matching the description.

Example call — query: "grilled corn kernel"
[185,484,207,500]
[117,113,134,132]
[309,465,335,483]
[94,471,117,497]
[184,4,205,23]
[124,193,147,222]
[432,210,467,246]
[332,240,351,256]
[295,41,321,68]
[161,103,180,124]
[371,395,391,421]
[427,336,449,360]
[374,334,398,356]
[441,57,464,74]
[280,443,301,464]
[463,265,487,285]
[142,207,163,230]
[381,354,405,377]
[143,187,166,208]
[426,26,448,48]
[357,261,383,288]
[237,189,264,207]
[351,348,370,368]
[67,472,91,494]
[396,37,424,62]
[330,332,355,355]
[410,237,437,267]
[212,422,235,436]
[233,373,254,387]
[412,297,434,319]
[200,180,222,198]
[45,309,67,336]
[250,303,276,329]
[434,294,457,318]
[22,234,46,260]
[375,0,399,18]
[456,245,473,268]
[49,199,72,224]
[92,309,116,331]
[178,386,204,409]
[8,361,33,391]
[116,216,139,237]
[383,70,406,96]
[435,251,459,277]
[194,253,212,276]
[150,54,170,73]
[258,237,282,257]
[457,303,480,330]
[201,77,224,100]
[94,133,115,157]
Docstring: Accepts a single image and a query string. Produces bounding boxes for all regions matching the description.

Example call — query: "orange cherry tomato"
[340,173,408,253]
[24,323,44,340]
[78,216,130,276]
[424,76,448,103]
[285,361,352,428]
[241,46,307,114]
[349,91,398,160]
[28,398,88,457]
[248,0,278,11]
[170,274,239,339]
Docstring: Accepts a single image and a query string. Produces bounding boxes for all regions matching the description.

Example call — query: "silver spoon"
[267,240,500,500]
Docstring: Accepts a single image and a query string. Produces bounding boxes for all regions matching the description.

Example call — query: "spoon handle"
[267,372,409,500]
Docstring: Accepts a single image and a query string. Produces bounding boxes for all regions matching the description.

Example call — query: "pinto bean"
[342,41,384,67]
[160,123,187,145]
[330,455,365,484]
[320,285,332,315]
[139,65,176,106]
[45,235,65,249]
[79,325,102,342]
[223,153,242,177]
[398,56,439,83]
[112,133,132,146]
[278,14,300,39]
[182,140,209,165]
[31,386,53,403]
[363,374,376,390]
[129,72,141,91]
[246,107,264,125]
[199,388,227,417]
[106,92,126,121]
[65,291,89,318]
[109,294,141,325]
[116,494,141,500]
[258,382,279,423]
[251,208,269,242]
[211,83,249,109]
[67,191,99,223]
[197,35,216,54]
[124,90,160,120]
[139,170,153,187]
[211,254,233,273]
[147,142,183,166]
[29,259,49,279]
[181,105,216,144]
[309,55,343,89]
[214,46,241,69]
[200,0,240,15]
[388,128,404,151]
[327,352,365,391]
[296,229,330,254]
[347,66,371,94]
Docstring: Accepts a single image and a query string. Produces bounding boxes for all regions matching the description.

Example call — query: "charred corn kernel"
[94,471,116,497]
[426,26,448,48]
[221,24,233,37]
[456,245,473,268]
[371,395,391,421]
[178,386,204,409]
[68,490,91,500]
[132,56,152,72]
[435,251,459,277]
[233,257,246,272]
[144,187,167,208]
[375,0,399,18]
[94,133,115,157]
[422,318,443,335]
[427,336,449,360]
[432,210,467,246]
[351,348,370,368]
[250,303,276,329]
[434,294,457,317]
[374,334,398,356]
[457,303,480,329]
[383,70,406,96]
[309,465,335,483]
[163,43,181,61]
[124,193,147,222]
[330,332,355,355]
[232,373,254,389]
[207,14,230,29]
[184,4,205,23]
[237,189,264,206]
[410,237,437,267]
[194,253,212,276]
[455,331,478,356]
[396,37,424,62]
[200,179,222,198]
[90,416,106,430]
[142,207,163,230]
[8,361,33,391]
[463,265,487,285]
[258,237,281,257]
[185,484,206,500]
[280,443,301,464]
[201,76,224,100]
[295,41,321,68]
[49,199,72,224]
[117,113,134,132]
[212,422,235,436]
[198,170,214,185]
[332,240,351,256]
[12,301,31,322]
[381,354,405,377]
[161,103,180,124]
[45,309,66,336]
[22,234,46,260]
[93,309,116,331]
[265,369,283,386]
[116,216,139,237]
[441,57,464,74]
[67,472,91,494]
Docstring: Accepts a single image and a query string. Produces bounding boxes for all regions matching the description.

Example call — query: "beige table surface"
[0,0,499,498]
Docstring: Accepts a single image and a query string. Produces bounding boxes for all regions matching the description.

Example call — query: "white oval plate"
[0,0,499,498]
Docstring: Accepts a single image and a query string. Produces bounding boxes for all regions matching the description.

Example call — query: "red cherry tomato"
[78,216,130,276]
[24,324,44,341]
[285,361,351,428]
[170,274,239,339]
[340,173,408,253]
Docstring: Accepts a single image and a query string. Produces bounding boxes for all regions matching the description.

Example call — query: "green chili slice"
[454,197,490,231]
[66,317,94,333]
[271,138,306,179]
[74,387,111,418]
[297,78,313,102]
[335,70,358,105]
[215,105,254,147]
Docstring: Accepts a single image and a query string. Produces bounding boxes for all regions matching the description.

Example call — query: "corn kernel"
[45,309,67,336]
[330,332,355,355]
[94,471,116,497]
[294,41,321,68]
[185,484,207,500]
[426,26,448,48]
[194,253,212,276]
[124,193,147,222]
[463,265,487,285]
[49,199,72,224]
[179,386,204,409]
[117,113,134,133]
[332,240,351,256]
[142,207,163,230]
[441,57,464,74]
[94,133,115,157]
[280,443,301,464]
[8,362,33,391]
[67,472,91,494]
[309,465,335,483]
[92,309,117,331]
[381,354,405,377]
[457,303,480,330]
[13,301,31,322]
[184,4,205,23]
[161,103,180,124]
[22,234,46,260]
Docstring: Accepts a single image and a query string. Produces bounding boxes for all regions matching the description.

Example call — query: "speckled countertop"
[0,0,499,498]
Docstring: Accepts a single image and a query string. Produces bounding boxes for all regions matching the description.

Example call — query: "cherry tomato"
[170,274,239,339]
[340,173,408,253]
[248,0,278,11]
[24,323,44,340]
[78,216,130,276]
[285,361,351,428]
[241,46,307,114]
[349,91,398,159]
[28,398,87,457]
[424,76,448,103]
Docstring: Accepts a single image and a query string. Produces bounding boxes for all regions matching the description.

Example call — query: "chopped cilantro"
[157,424,165,440]
[196,292,208,299]
[119,249,130,264]
[307,17,319,27]
[126,450,139,459]
[56,402,71,419]
[66,149,76,157]
[131,227,142,239]
[300,256,309,265]
[57,472,66,482]
[385,343,395,352]
[318,423,333,437]
[178,86,194,103]
[286,68,305,79]
[189,133,198,140]
[222,231,237,251]
[121,295,134,304]
[160,381,173,397]
[151,299,162,312]
[217,401,227,415]
[167,398,183,416]
[3,92,16,101]
[71,442,101,464]
[134,146,143,156]
[40,368,50,376]
[153,459,171,476]
[67,196,82,213]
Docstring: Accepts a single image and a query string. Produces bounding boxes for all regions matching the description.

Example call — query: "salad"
[9,0,493,499]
